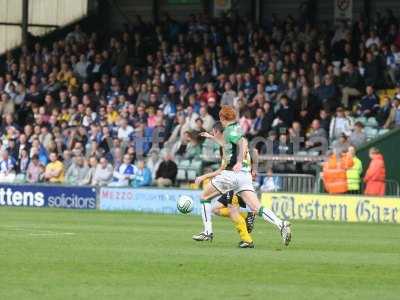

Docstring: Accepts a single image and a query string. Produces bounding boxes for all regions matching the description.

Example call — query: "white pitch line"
[29,232,76,237]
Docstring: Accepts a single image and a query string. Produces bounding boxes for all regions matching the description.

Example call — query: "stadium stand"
[0,11,399,194]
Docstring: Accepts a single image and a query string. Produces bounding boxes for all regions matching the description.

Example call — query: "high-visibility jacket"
[346,157,363,191]
[323,154,353,194]
[364,154,386,196]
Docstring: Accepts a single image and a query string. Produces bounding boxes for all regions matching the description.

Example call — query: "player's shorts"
[217,190,246,208]
[211,170,255,195]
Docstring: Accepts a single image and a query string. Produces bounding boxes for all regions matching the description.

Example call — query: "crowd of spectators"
[0,11,398,187]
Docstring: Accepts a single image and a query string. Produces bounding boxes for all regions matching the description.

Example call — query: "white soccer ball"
[177,195,194,214]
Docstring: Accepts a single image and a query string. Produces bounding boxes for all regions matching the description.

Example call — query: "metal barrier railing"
[257,173,317,193]
[384,180,400,196]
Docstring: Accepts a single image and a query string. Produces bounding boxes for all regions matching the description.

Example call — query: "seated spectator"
[341,62,363,109]
[146,149,161,181]
[239,110,253,135]
[260,168,282,192]
[221,81,236,106]
[357,85,380,117]
[82,156,97,185]
[26,154,44,183]
[131,159,152,188]
[305,119,328,153]
[199,106,215,132]
[295,85,318,128]
[65,155,89,185]
[383,98,400,129]
[44,152,65,183]
[378,95,394,127]
[332,133,350,154]
[249,107,271,138]
[182,132,202,161]
[329,107,353,141]
[0,150,16,182]
[117,118,134,142]
[349,122,367,148]
[93,157,113,186]
[346,146,363,194]
[364,147,386,196]
[319,109,331,135]
[274,95,295,129]
[109,154,136,187]
[156,153,178,187]
[315,74,340,111]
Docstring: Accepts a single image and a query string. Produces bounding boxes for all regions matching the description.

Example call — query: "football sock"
[240,211,247,219]
[218,207,230,218]
[201,200,213,235]
[258,206,282,229]
[231,214,253,243]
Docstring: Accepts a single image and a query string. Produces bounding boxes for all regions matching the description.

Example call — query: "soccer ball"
[177,195,194,214]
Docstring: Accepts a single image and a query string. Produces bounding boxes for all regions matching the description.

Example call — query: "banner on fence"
[262,193,400,223]
[0,184,97,209]
[100,187,202,214]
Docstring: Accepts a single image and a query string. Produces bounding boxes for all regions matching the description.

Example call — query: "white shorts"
[211,170,255,195]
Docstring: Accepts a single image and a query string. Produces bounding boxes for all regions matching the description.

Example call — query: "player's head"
[212,121,224,138]
[219,106,236,127]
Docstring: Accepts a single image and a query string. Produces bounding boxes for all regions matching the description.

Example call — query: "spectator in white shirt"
[93,157,113,186]
[109,154,137,186]
[0,149,16,182]
[365,30,381,48]
[329,107,353,142]
[117,118,134,142]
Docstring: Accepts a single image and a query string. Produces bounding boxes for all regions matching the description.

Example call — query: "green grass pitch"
[1,207,400,300]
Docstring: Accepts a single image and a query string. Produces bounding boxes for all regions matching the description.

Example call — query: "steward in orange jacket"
[322,152,354,194]
[364,148,386,196]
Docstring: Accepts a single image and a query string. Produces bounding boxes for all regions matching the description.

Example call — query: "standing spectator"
[26,154,44,183]
[346,146,363,194]
[131,159,152,188]
[93,157,113,186]
[322,150,353,194]
[329,107,353,141]
[44,152,65,183]
[156,153,178,187]
[364,147,386,196]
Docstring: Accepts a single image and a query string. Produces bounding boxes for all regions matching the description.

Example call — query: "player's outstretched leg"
[192,183,219,242]
[240,191,292,246]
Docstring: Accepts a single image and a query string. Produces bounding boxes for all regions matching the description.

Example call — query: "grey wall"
[107,0,400,30]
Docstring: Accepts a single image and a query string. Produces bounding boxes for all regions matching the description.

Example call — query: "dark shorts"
[217,190,246,209]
